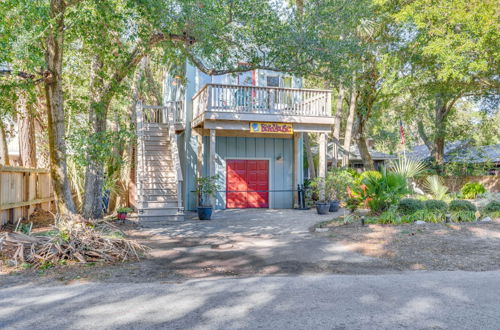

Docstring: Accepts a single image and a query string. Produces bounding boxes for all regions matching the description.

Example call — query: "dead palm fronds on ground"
[0,215,147,268]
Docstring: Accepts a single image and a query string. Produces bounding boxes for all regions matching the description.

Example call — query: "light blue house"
[135,62,333,224]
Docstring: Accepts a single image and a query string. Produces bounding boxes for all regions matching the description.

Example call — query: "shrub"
[397,198,424,215]
[404,209,445,223]
[424,200,448,212]
[449,199,477,212]
[362,170,410,213]
[325,169,355,201]
[451,211,476,222]
[377,209,401,224]
[461,182,487,199]
[483,200,500,213]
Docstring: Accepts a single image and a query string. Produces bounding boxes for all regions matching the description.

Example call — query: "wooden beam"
[0,197,55,211]
[0,166,50,173]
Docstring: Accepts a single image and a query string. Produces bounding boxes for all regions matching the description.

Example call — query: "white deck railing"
[142,101,184,126]
[192,83,332,120]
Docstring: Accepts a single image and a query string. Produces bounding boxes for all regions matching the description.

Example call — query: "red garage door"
[226,160,269,208]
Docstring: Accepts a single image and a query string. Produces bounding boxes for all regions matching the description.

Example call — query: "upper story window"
[266,76,280,87]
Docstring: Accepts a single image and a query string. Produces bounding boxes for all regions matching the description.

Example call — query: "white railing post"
[136,100,144,209]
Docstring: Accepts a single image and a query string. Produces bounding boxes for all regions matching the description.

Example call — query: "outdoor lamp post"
[445,213,451,223]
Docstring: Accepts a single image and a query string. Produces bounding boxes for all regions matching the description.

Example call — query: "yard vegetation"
[0,1,498,269]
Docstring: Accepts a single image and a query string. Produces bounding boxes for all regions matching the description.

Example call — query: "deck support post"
[196,132,203,179]
[209,129,217,205]
[318,132,327,201]
[293,132,301,208]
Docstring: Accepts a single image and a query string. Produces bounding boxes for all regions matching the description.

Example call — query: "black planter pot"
[198,207,213,220]
[329,200,340,212]
[316,202,330,215]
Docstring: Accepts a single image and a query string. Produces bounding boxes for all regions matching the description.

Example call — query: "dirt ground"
[317,220,500,271]
[1,215,499,287]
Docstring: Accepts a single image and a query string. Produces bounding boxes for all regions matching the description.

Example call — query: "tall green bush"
[424,200,448,212]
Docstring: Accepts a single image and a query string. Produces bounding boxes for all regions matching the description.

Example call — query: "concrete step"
[141,136,170,142]
[139,150,173,156]
[141,155,173,161]
[139,207,180,216]
[139,215,185,227]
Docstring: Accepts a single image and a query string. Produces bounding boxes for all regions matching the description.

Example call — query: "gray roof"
[325,142,396,161]
[407,141,500,163]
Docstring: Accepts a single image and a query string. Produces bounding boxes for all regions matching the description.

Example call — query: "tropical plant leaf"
[390,156,427,179]
[424,175,449,201]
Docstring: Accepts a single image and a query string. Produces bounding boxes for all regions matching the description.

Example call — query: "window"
[266,76,280,87]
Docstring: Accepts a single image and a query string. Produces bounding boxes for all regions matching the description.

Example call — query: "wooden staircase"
[136,103,184,227]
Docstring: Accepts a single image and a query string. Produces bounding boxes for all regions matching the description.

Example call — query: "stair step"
[139,207,180,216]
[139,183,177,190]
[139,215,185,227]
[140,188,177,195]
[139,201,178,209]
[138,195,178,202]
[140,178,177,184]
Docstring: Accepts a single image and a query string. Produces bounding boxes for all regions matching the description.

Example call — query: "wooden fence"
[0,166,54,226]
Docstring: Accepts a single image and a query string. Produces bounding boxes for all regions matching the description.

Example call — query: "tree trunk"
[433,97,447,166]
[342,88,357,167]
[331,86,344,168]
[357,134,374,170]
[43,0,76,215]
[304,133,316,179]
[0,122,10,166]
[17,91,37,168]
[82,57,107,219]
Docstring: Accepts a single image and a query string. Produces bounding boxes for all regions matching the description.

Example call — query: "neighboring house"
[310,142,396,174]
[328,143,396,172]
[407,141,500,175]
[135,63,333,225]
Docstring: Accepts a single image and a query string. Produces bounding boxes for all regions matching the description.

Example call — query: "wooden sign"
[250,122,293,134]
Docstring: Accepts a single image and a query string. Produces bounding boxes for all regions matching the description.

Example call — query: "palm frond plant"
[424,175,449,201]
[362,169,410,214]
[390,156,427,179]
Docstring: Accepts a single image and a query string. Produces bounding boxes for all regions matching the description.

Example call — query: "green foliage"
[424,175,449,201]
[449,200,477,212]
[325,169,355,201]
[483,201,500,213]
[397,198,424,215]
[460,182,487,199]
[403,209,445,223]
[358,170,382,182]
[451,211,476,223]
[390,156,427,179]
[345,198,361,213]
[117,207,133,214]
[362,170,410,213]
[424,200,448,212]
[376,208,401,224]
[196,175,221,207]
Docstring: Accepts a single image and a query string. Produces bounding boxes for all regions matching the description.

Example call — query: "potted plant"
[196,175,220,220]
[310,177,330,214]
[325,169,355,212]
[116,207,133,223]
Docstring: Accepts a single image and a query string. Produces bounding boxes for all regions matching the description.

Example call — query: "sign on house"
[250,122,293,134]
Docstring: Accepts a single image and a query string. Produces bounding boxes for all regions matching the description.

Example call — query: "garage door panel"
[226,159,269,209]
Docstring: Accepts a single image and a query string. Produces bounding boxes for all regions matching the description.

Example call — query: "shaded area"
[1,271,499,329]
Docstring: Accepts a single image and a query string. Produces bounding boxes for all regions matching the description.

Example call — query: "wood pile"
[0,216,148,268]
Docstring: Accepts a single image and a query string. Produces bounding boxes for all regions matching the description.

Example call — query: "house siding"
[186,136,296,210]
[175,62,305,211]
